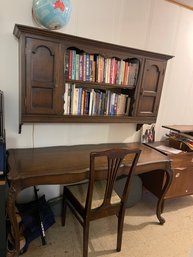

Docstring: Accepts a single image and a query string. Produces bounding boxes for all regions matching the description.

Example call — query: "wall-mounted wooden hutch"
[13,24,173,133]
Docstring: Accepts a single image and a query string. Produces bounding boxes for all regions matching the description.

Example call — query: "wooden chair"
[61,148,141,257]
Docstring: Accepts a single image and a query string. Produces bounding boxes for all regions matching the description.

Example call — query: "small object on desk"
[141,124,155,143]
[156,145,182,154]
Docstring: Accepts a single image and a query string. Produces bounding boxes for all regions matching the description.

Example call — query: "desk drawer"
[166,167,193,198]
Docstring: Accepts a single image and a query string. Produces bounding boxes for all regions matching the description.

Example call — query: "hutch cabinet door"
[25,38,63,114]
[136,59,166,117]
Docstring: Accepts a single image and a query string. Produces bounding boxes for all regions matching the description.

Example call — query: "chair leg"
[61,188,67,227]
[83,221,89,257]
[117,208,126,252]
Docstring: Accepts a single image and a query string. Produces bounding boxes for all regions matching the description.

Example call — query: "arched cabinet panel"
[136,59,166,117]
[25,38,64,114]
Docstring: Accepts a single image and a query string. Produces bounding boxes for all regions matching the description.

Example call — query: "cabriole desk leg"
[156,164,173,224]
[6,184,21,257]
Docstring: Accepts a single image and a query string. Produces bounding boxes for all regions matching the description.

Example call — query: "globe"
[32,0,71,30]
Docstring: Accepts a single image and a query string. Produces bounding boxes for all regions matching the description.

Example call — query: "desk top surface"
[7,143,169,183]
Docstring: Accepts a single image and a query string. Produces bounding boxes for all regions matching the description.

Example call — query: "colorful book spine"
[77,87,83,115]
[75,54,80,80]
[71,84,79,115]
[89,54,95,82]
[123,62,129,86]
[110,58,116,84]
[85,90,90,114]
[71,50,76,80]
[83,53,87,81]
[85,53,90,81]
[79,54,84,81]
[68,50,73,80]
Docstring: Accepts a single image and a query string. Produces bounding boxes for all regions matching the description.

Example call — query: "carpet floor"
[22,192,193,257]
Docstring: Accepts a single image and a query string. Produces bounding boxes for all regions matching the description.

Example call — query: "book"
[110,58,116,84]
[64,50,69,77]
[89,54,95,82]
[71,84,79,115]
[105,90,111,115]
[77,87,83,115]
[123,62,129,86]
[81,89,86,115]
[97,55,105,83]
[128,62,139,86]
[79,54,84,81]
[63,83,69,115]
[118,94,127,115]
[125,97,131,115]
[75,53,80,80]
[103,58,109,83]
[85,53,90,81]
[109,92,116,115]
[68,50,73,80]
[84,90,90,115]
[119,60,125,85]
[71,50,76,80]
[83,53,87,81]
[89,89,94,115]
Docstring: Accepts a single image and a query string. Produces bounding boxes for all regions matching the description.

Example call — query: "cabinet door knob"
[175,172,180,178]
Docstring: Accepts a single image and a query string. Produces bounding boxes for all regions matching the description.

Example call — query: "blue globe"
[32,0,71,30]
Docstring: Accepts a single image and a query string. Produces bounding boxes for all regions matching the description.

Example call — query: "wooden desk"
[144,141,193,201]
[6,143,172,257]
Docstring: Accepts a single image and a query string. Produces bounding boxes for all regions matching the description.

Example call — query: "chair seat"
[67,180,121,209]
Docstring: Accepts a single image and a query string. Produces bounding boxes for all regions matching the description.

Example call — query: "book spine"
[71,50,76,80]
[125,96,131,115]
[123,62,129,86]
[71,84,79,115]
[64,50,69,78]
[85,53,90,81]
[110,58,116,84]
[81,89,86,115]
[77,87,82,115]
[89,89,94,115]
[116,60,121,84]
[75,54,80,80]
[89,54,94,82]
[83,53,87,81]
[85,91,90,114]
[79,54,83,81]
[63,83,69,115]
[68,50,73,80]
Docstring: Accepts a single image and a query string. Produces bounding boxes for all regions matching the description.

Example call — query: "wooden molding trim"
[166,0,193,11]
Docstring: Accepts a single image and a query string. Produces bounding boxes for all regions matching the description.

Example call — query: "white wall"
[1,0,193,200]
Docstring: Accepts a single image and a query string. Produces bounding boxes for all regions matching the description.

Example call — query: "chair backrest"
[85,148,141,216]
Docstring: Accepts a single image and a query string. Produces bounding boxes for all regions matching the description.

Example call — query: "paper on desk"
[156,145,182,154]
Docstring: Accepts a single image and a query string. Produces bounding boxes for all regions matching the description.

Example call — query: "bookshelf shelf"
[65,80,135,90]
[13,24,173,132]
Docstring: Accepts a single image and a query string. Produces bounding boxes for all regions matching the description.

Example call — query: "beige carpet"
[23,192,193,257]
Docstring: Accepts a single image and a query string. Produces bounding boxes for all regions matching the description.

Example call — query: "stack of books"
[63,84,131,116]
[65,49,139,87]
